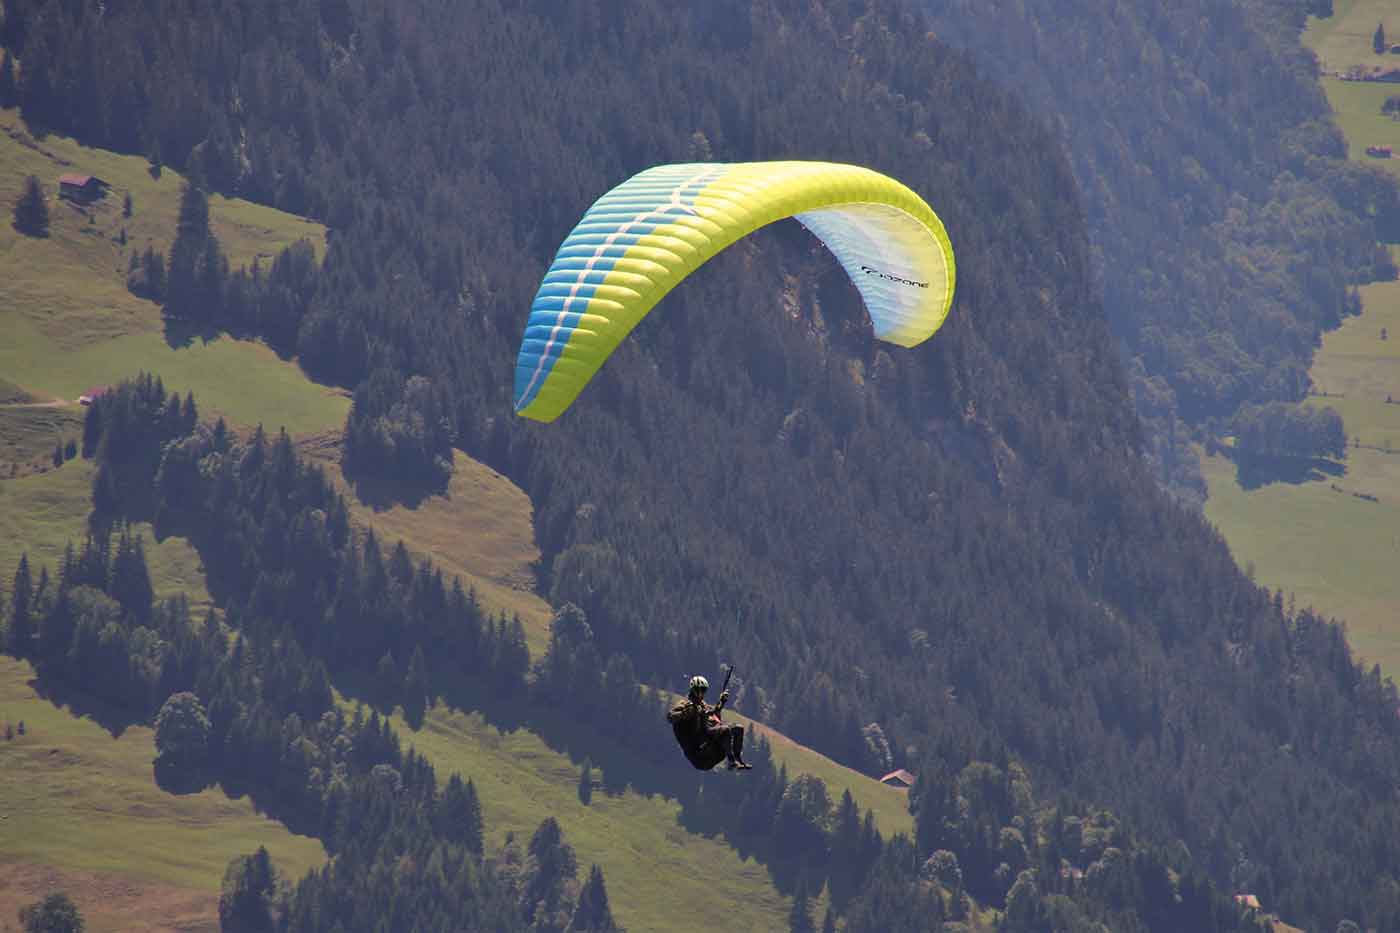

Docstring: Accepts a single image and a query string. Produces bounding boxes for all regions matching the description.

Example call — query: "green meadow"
[0,311,349,436]
[0,460,213,617]
[0,107,346,435]
[390,700,793,932]
[1304,0,1400,181]
[1202,254,1400,670]
[1305,0,1396,73]
[1202,6,1400,676]
[0,656,325,899]
[0,401,84,472]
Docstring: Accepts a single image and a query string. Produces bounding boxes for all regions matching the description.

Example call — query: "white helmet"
[689,675,709,693]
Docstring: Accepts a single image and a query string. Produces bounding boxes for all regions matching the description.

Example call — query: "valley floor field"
[1203,8,1400,674]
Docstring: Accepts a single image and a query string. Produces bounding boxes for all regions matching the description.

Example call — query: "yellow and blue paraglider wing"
[513,161,955,422]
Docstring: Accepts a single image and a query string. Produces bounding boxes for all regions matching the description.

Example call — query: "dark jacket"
[668,698,728,770]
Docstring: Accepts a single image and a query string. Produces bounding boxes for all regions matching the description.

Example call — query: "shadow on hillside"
[343,467,444,511]
[1231,452,1346,490]
[153,758,213,796]
[328,673,830,892]
[26,673,140,739]
[396,677,814,892]
[22,666,320,836]
[162,315,224,351]
[337,672,699,807]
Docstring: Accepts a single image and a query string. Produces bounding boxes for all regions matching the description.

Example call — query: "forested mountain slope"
[6,0,1400,927]
[923,0,1400,495]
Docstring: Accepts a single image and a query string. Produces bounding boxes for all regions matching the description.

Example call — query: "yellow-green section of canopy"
[514,161,955,422]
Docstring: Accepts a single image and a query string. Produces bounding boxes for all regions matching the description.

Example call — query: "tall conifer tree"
[8,555,33,657]
[0,51,17,108]
[11,175,48,237]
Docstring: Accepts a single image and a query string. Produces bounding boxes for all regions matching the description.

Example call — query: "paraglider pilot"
[668,673,752,771]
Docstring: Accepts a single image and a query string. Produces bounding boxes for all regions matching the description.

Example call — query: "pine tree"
[181,392,198,434]
[1376,22,1388,55]
[82,401,103,457]
[568,864,620,933]
[0,50,17,109]
[373,651,400,712]
[828,789,865,908]
[143,247,167,301]
[788,878,816,933]
[111,528,154,622]
[437,774,484,853]
[8,555,34,658]
[577,757,594,805]
[167,182,215,319]
[219,848,278,933]
[523,818,579,926]
[92,461,121,515]
[403,645,428,728]
[123,191,133,217]
[197,237,227,319]
[12,175,49,237]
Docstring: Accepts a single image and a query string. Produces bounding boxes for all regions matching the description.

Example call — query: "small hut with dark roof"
[880,768,917,789]
[57,174,110,203]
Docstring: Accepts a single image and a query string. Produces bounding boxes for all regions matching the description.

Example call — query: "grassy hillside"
[1202,9,1400,674]
[0,460,213,616]
[0,378,35,404]
[0,401,83,475]
[0,109,340,918]
[0,108,347,434]
[390,700,793,931]
[0,858,218,933]
[304,445,556,655]
[0,657,325,926]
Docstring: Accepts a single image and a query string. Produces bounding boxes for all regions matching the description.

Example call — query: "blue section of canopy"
[514,166,721,413]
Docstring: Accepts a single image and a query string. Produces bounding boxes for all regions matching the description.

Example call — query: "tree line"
[3,387,621,931]
[1230,401,1347,461]
[4,375,1276,928]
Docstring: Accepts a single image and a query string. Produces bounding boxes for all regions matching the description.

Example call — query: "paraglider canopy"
[514,161,956,422]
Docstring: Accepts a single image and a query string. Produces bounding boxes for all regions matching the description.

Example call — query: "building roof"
[1234,894,1261,910]
[880,768,917,787]
[57,174,108,187]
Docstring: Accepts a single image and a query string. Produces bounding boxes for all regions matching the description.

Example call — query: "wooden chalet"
[57,173,110,203]
[880,768,917,789]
